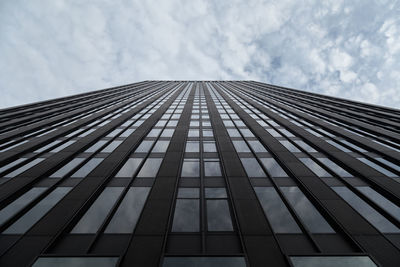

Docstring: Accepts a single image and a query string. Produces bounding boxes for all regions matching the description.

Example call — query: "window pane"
[290,256,377,267]
[240,158,266,177]
[135,141,154,153]
[102,140,122,153]
[0,187,47,226]
[4,158,45,178]
[299,158,332,177]
[188,129,199,137]
[239,129,254,137]
[294,140,317,152]
[358,158,397,177]
[181,159,200,177]
[280,186,335,233]
[50,158,85,178]
[204,161,222,177]
[3,187,71,234]
[172,199,199,232]
[161,129,175,137]
[203,130,213,137]
[206,200,233,231]
[279,140,301,153]
[185,141,199,153]
[254,187,301,233]
[232,140,251,153]
[205,188,227,198]
[203,141,217,152]
[227,129,241,137]
[178,188,200,198]
[318,158,352,177]
[152,140,170,153]
[71,187,124,233]
[136,158,163,177]
[32,257,118,267]
[147,129,162,137]
[115,158,143,178]
[85,140,107,153]
[71,158,103,178]
[105,187,150,233]
[162,257,246,267]
[248,140,267,153]
[332,187,400,233]
[260,158,288,178]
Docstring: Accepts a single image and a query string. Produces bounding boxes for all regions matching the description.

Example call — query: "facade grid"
[0,81,399,267]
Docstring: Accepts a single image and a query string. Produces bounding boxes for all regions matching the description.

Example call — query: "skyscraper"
[0,81,399,267]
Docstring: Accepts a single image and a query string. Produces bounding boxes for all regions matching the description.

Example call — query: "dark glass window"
[32,257,119,267]
[206,200,233,231]
[152,140,170,153]
[172,199,200,232]
[115,158,143,178]
[185,141,200,153]
[4,158,45,178]
[232,140,251,153]
[3,187,71,234]
[205,188,227,198]
[248,140,268,153]
[71,158,103,178]
[177,188,200,198]
[318,158,353,177]
[161,129,175,137]
[181,159,200,177]
[188,129,200,137]
[105,187,150,233]
[240,158,266,177]
[204,160,222,177]
[260,158,288,178]
[203,141,217,152]
[101,140,122,153]
[279,140,301,153]
[162,257,246,267]
[135,141,154,153]
[71,187,124,233]
[299,158,332,177]
[289,256,377,267]
[50,158,85,178]
[136,158,163,178]
[85,140,107,153]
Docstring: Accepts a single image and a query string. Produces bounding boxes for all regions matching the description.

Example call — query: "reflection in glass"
[135,141,154,153]
[205,188,227,198]
[333,187,400,233]
[358,158,397,177]
[280,186,335,233]
[32,257,118,267]
[248,140,267,153]
[105,187,150,233]
[85,140,107,153]
[161,129,175,137]
[299,158,332,177]
[181,159,200,177]
[317,158,352,177]
[50,158,85,178]
[260,158,288,178]
[279,140,301,153]
[4,158,45,178]
[207,200,233,231]
[227,129,241,137]
[178,188,200,198]
[147,129,162,137]
[102,140,123,153]
[115,158,143,178]
[3,187,71,234]
[240,158,266,177]
[71,187,124,233]
[188,129,200,137]
[203,141,217,152]
[162,257,246,267]
[232,140,251,153]
[185,141,200,153]
[204,161,222,177]
[254,187,301,233]
[136,158,163,177]
[0,187,47,226]
[71,158,103,178]
[172,199,199,232]
[152,140,170,153]
[203,130,213,137]
[294,140,317,152]
[290,256,377,267]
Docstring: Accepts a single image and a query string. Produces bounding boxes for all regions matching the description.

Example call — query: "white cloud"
[0,0,399,109]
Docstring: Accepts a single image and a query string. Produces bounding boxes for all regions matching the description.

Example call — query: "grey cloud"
[0,0,399,108]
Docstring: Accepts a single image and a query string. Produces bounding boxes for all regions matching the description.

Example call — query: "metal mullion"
[198,84,206,253]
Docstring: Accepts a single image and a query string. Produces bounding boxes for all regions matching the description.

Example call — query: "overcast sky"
[1,0,399,109]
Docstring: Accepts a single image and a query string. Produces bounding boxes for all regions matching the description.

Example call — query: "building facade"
[0,81,399,267]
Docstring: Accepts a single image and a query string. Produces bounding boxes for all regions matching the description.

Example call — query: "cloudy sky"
[1,0,399,109]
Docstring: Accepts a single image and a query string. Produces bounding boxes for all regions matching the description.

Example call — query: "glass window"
[239,129,254,137]
[178,188,200,198]
[71,187,124,233]
[0,187,47,226]
[0,158,26,174]
[203,141,217,152]
[299,158,332,177]
[203,130,213,137]
[317,158,353,177]
[266,128,281,137]
[376,158,400,172]
[332,187,400,233]
[105,187,150,233]
[3,187,72,234]
[50,158,86,178]
[167,120,178,127]
[223,120,234,127]
[280,186,335,233]
[358,158,397,177]
[206,200,233,231]
[260,158,288,178]
[248,140,268,153]
[254,187,301,233]
[232,140,251,153]
[294,140,317,153]
[4,158,45,178]
[115,158,143,178]
[227,129,241,138]
[289,256,377,267]
[136,158,163,178]
[161,129,175,137]
[107,128,123,138]
[147,128,162,137]
[32,257,119,267]
[188,129,200,137]
[135,141,154,153]
[172,199,199,232]
[190,121,200,127]
[205,188,227,198]
[240,158,266,177]
[162,257,246,267]
[71,158,103,178]
[204,160,222,177]
[85,140,107,153]
[327,140,352,152]
[279,140,301,153]
[185,141,200,153]
[102,140,122,153]
[51,140,75,152]
[181,159,200,177]
[120,128,135,138]
[152,140,170,153]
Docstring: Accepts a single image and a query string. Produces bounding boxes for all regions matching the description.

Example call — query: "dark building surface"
[0,81,399,267]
